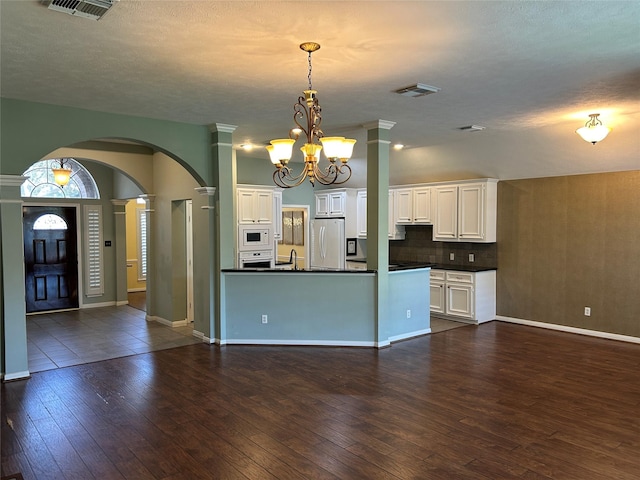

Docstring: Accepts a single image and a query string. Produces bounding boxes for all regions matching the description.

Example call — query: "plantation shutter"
[84,205,104,296]
[137,208,147,280]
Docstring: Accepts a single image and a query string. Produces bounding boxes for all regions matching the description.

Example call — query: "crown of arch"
[21,158,100,199]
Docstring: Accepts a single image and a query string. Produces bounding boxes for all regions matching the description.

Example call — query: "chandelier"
[576,113,611,145]
[52,158,72,186]
[266,42,356,188]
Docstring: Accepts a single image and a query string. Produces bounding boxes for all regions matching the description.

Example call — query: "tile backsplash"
[388,225,497,268]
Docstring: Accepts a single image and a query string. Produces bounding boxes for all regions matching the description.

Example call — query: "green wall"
[497,171,640,337]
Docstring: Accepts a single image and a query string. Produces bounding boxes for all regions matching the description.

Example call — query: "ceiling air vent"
[394,83,441,98]
[458,125,486,132]
[44,0,118,20]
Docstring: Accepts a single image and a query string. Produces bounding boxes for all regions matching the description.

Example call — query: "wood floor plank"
[3,321,640,479]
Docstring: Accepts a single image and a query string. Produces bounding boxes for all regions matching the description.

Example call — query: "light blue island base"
[222,268,431,348]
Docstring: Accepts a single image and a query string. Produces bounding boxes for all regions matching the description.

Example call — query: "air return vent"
[394,83,441,98]
[44,0,118,20]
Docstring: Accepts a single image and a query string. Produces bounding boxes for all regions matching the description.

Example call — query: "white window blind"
[84,205,104,297]
[137,208,147,280]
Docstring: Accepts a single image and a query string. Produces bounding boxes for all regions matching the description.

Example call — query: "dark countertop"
[223,263,495,273]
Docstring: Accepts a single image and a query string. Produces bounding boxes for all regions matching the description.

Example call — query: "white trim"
[0,174,28,186]
[388,328,432,343]
[3,370,31,381]
[127,287,146,293]
[496,315,640,345]
[146,315,188,328]
[195,186,216,196]
[209,123,238,134]
[0,199,24,204]
[222,339,377,347]
[82,301,116,308]
[362,120,396,130]
[116,300,129,306]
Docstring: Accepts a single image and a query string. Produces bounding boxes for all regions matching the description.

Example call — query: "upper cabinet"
[237,186,274,224]
[316,190,348,218]
[315,188,358,237]
[393,186,432,225]
[433,179,497,243]
[356,189,405,240]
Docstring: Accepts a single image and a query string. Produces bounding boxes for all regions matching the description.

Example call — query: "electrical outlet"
[469,253,475,262]
[261,314,268,324]
[406,309,411,319]
[449,253,455,261]
[584,307,591,317]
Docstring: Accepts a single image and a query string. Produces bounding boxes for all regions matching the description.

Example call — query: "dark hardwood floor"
[2,321,639,479]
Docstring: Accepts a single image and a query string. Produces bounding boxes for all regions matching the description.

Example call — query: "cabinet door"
[329,191,346,216]
[394,188,413,224]
[446,283,474,319]
[255,190,274,223]
[356,190,367,238]
[315,193,329,217]
[458,183,484,240]
[238,189,257,224]
[273,191,282,239]
[433,186,458,240]
[413,187,432,223]
[430,281,445,314]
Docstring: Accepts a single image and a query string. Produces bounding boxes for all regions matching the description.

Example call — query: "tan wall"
[125,200,147,292]
[497,171,640,337]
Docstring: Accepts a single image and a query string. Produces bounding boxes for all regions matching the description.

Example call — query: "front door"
[23,206,79,313]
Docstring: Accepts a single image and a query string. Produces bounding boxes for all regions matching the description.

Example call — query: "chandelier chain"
[307,51,313,90]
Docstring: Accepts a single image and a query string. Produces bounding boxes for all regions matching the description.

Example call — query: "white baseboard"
[388,328,432,343]
[223,339,377,347]
[3,370,31,381]
[116,300,129,306]
[496,315,640,345]
[127,288,147,293]
[146,315,190,328]
[82,301,116,309]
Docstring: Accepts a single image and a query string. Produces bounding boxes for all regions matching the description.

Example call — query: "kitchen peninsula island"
[221,265,431,347]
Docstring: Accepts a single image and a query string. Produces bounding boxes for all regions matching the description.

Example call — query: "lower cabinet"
[429,269,496,323]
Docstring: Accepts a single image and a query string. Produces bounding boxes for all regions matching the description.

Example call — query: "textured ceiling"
[1,0,639,184]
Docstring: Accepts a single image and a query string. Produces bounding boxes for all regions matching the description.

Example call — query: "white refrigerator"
[310,218,346,270]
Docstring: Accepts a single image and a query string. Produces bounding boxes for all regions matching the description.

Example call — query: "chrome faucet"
[289,248,298,270]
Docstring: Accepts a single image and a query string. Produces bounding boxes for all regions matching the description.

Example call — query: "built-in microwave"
[238,224,273,251]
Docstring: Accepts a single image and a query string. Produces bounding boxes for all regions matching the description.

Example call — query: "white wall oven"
[238,225,273,251]
[238,250,274,269]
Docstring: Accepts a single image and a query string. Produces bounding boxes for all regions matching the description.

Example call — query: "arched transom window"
[21,158,100,199]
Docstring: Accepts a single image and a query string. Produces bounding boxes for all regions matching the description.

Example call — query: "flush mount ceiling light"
[52,158,72,186]
[576,113,611,145]
[267,42,356,188]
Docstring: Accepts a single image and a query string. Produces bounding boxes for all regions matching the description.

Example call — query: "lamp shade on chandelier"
[267,42,356,188]
[52,158,72,186]
[576,113,611,145]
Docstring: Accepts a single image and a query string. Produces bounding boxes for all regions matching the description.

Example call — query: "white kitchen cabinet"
[433,179,497,242]
[316,190,347,218]
[345,260,367,271]
[356,189,367,238]
[273,190,283,240]
[394,188,413,224]
[355,189,405,240]
[429,269,445,314]
[430,269,496,323]
[393,186,431,225]
[237,187,274,224]
[413,186,432,223]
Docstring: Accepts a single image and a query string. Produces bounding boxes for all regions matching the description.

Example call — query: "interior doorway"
[23,205,79,313]
[278,205,310,270]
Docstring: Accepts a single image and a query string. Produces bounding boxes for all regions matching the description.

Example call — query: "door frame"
[281,204,310,270]
[186,199,194,323]
[22,201,85,311]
